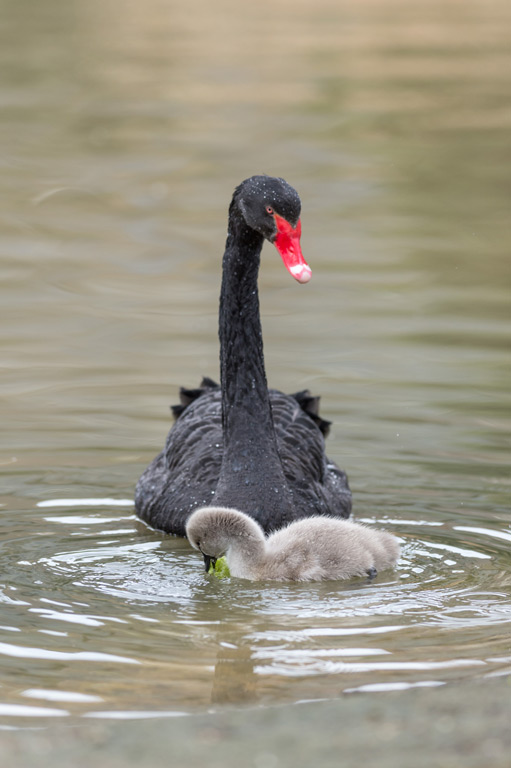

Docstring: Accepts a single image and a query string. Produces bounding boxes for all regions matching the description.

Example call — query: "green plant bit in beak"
[208,556,230,578]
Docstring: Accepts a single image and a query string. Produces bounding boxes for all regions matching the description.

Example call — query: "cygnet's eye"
[266,206,274,215]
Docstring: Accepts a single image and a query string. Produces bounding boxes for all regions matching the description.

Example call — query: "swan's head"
[234,175,312,284]
[186,506,264,572]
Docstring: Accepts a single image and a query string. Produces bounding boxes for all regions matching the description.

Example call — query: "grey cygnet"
[186,506,400,582]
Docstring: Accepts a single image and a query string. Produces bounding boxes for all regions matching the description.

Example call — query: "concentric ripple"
[0,498,509,720]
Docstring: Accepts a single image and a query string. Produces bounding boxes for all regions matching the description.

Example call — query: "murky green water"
[1,0,510,722]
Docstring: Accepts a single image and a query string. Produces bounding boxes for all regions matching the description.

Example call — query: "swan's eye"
[266,206,274,215]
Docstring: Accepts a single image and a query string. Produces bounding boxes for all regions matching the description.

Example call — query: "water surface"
[1,0,510,722]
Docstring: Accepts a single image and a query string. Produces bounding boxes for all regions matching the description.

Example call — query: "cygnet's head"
[186,506,263,572]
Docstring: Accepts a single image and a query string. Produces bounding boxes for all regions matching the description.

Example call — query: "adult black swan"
[135,175,352,536]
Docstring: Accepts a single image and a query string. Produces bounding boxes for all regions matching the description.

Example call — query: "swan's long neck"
[219,224,271,440]
[213,209,295,524]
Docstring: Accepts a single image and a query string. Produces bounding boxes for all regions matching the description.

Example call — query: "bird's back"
[135,382,352,535]
[261,518,399,581]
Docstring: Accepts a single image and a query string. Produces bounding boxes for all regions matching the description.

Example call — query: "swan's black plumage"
[135,176,351,536]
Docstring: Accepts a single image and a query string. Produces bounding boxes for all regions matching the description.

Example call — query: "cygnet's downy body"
[186,506,400,582]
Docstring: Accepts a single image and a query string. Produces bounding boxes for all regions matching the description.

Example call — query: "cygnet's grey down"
[186,506,400,582]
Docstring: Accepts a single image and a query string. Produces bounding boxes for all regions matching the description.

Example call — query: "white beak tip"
[290,264,312,284]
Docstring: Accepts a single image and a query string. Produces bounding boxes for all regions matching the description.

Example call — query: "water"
[1,0,510,722]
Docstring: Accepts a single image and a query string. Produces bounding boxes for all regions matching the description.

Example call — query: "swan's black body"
[135,176,352,536]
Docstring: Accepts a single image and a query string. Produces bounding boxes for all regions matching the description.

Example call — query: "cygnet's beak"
[203,553,217,573]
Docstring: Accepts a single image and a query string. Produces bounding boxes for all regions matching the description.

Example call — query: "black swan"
[135,175,351,536]
[186,506,399,581]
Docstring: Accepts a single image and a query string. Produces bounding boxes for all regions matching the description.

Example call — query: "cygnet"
[186,506,400,582]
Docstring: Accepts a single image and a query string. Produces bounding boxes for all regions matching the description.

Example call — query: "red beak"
[273,214,311,284]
